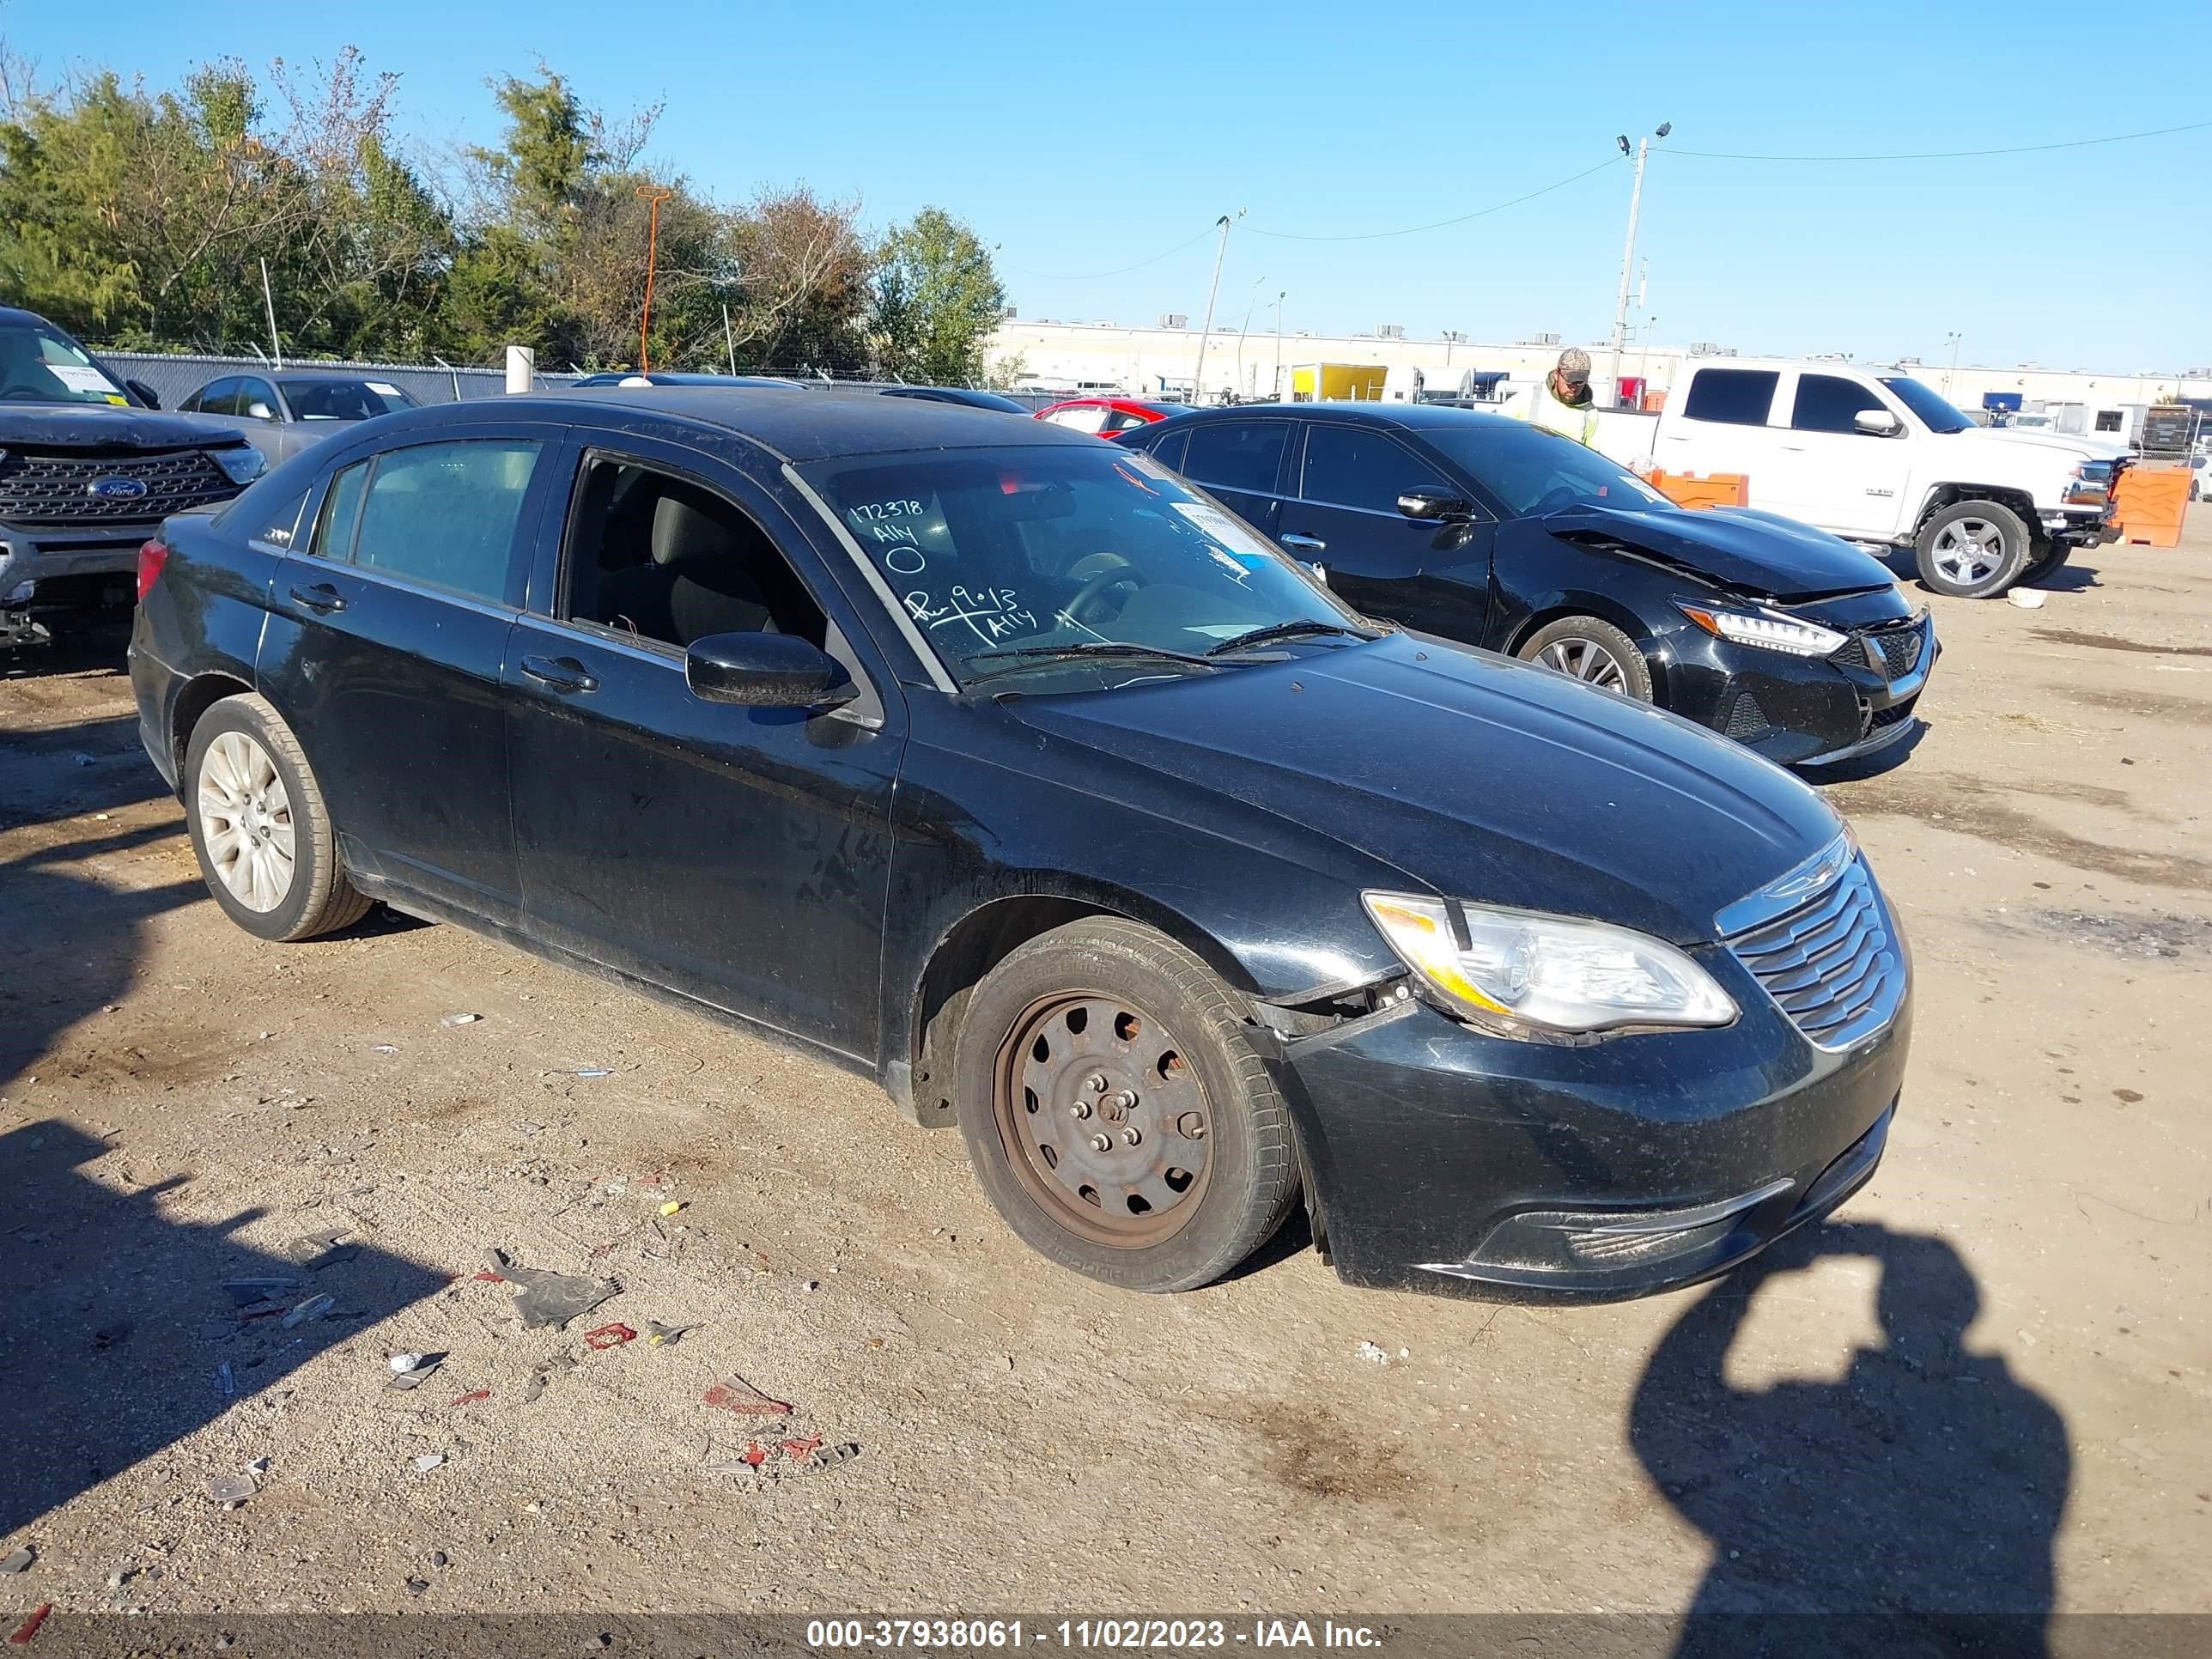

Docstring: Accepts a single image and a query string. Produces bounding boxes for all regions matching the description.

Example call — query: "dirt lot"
[2,523,2208,1632]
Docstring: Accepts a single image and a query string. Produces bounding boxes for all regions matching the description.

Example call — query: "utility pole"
[1272,291,1286,401]
[1190,210,1243,405]
[258,258,283,371]
[635,183,674,374]
[1943,330,1962,395]
[1609,124,1669,405]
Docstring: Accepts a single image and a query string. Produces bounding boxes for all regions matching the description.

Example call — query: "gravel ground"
[1,523,2207,1626]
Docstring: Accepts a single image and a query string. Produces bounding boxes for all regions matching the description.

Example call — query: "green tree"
[871,207,1004,385]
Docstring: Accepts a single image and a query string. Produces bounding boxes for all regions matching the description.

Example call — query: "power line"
[1244,157,1623,242]
[998,224,1220,283]
[1662,119,2212,163]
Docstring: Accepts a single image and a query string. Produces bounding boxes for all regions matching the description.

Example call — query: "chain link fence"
[92,350,1057,412]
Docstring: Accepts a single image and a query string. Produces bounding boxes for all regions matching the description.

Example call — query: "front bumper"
[2042,506,2120,547]
[1,520,155,643]
[1273,949,1909,1302]
[1660,605,1938,769]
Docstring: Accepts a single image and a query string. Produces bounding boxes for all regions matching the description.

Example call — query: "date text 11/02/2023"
[801,1620,1385,1649]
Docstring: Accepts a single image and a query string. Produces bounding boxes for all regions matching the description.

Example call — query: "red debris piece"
[783,1434,823,1462]
[702,1375,792,1415]
[8,1604,51,1646]
[584,1322,637,1351]
[451,1389,491,1407]
[472,1271,506,1283]
[739,1442,768,1467]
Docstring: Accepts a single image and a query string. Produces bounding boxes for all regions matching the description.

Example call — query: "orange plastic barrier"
[1641,389,1668,413]
[1647,470,1749,510]
[2114,464,2190,549]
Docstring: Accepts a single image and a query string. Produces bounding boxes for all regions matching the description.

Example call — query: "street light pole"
[1233,275,1267,401]
[1190,210,1242,405]
[1608,124,1669,405]
[635,183,674,374]
[1943,330,1962,395]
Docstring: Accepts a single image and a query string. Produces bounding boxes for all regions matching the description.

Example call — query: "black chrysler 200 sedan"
[1114,404,1937,769]
[129,389,1909,1300]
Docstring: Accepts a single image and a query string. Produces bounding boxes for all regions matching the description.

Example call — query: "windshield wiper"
[966,641,1221,682]
[1203,618,1381,657]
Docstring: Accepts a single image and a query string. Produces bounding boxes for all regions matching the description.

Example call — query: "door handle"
[1281,533,1327,552]
[288,582,346,613]
[520,654,599,695]
[1781,443,1808,453]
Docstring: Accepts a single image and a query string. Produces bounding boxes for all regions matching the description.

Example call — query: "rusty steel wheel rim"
[993,993,1213,1249]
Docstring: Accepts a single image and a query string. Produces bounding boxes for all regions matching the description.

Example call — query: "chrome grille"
[0,447,240,526]
[1722,851,1905,1050]
[1856,620,1924,680]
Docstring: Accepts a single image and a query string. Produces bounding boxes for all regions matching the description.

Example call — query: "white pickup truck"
[1592,359,2125,599]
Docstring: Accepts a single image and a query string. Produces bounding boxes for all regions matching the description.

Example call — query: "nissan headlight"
[1675,601,1845,658]
[210,445,266,485]
[1363,892,1736,1040]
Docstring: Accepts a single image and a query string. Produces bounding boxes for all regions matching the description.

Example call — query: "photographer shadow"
[1629,1222,2069,1656]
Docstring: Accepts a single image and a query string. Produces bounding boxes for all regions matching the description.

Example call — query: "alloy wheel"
[1933,517,2006,585]
[1535,636,1631,692]
[198,730,295,912]
[994,993,1213,1249]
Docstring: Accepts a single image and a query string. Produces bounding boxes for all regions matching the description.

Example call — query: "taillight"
[137,538,169,602]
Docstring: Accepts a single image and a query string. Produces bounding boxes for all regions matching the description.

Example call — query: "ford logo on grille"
[88,476,150,501]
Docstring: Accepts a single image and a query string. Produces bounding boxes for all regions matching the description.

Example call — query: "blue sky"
[9,0,2207,368]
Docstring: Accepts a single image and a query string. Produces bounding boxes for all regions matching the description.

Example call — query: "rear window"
[1182,420,1290,495]
[1681,369,1779,427]
[349,441,541,602]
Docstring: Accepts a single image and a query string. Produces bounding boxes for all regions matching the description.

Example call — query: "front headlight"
[210,445,265,485]
[1362,892,1737,1040]
[1675,601,1846,658]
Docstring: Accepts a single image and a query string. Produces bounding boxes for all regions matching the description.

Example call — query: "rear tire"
[1515,616,1655,702]
[184,693,371,943]
[1916,501,2031,599]
[2021,538,2071,586]
[951,918,1297,1292]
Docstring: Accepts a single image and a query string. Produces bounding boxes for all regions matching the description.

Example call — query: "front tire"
[951,918,1298,1292]
[184,693,371,942]
[1515,616,1655,702]
[1916,501,2031,598]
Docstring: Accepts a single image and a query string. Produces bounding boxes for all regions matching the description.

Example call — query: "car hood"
[1534,501,1893,601]
[1949,426,2125,465]
[0,404,251,450]
[1003,634,1842,946]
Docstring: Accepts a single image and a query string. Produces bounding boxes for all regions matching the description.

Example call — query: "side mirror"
[125,379,161,409]
[1397,487,1474,521]
[246,402,277,422]
[685,631,857,709]
[1854,409,1903,437]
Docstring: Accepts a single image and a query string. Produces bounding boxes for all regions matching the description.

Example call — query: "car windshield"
[288,380,414,421]
[1417,423,1676,518]
[1877,376,1972,434]
[0,322,129,405]
[805,444,1363,685]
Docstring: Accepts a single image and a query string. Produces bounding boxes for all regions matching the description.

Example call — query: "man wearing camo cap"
[1511,345,1600,445]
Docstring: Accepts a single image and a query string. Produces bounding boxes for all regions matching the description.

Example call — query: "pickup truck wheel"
[2021,538,2070,585]
[1916,501,2031,599]
[1515,617,1655,702]
[184,693,372,943]
[952,918,1298,1292]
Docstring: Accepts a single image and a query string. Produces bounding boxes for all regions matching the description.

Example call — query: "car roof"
[0,305,57,328]
[1159,400,1523,434]
[378,386,1107,463]
[1675,358,1906,377]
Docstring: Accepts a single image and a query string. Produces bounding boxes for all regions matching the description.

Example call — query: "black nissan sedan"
[1115,404,1938,769]
[128,389,1908,1300]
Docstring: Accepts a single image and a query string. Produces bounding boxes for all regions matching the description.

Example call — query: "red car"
[1034,398,1187,438]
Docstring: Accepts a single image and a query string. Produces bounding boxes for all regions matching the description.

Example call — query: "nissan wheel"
[952,918,1299,1291]
[1515,616,1655,701]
